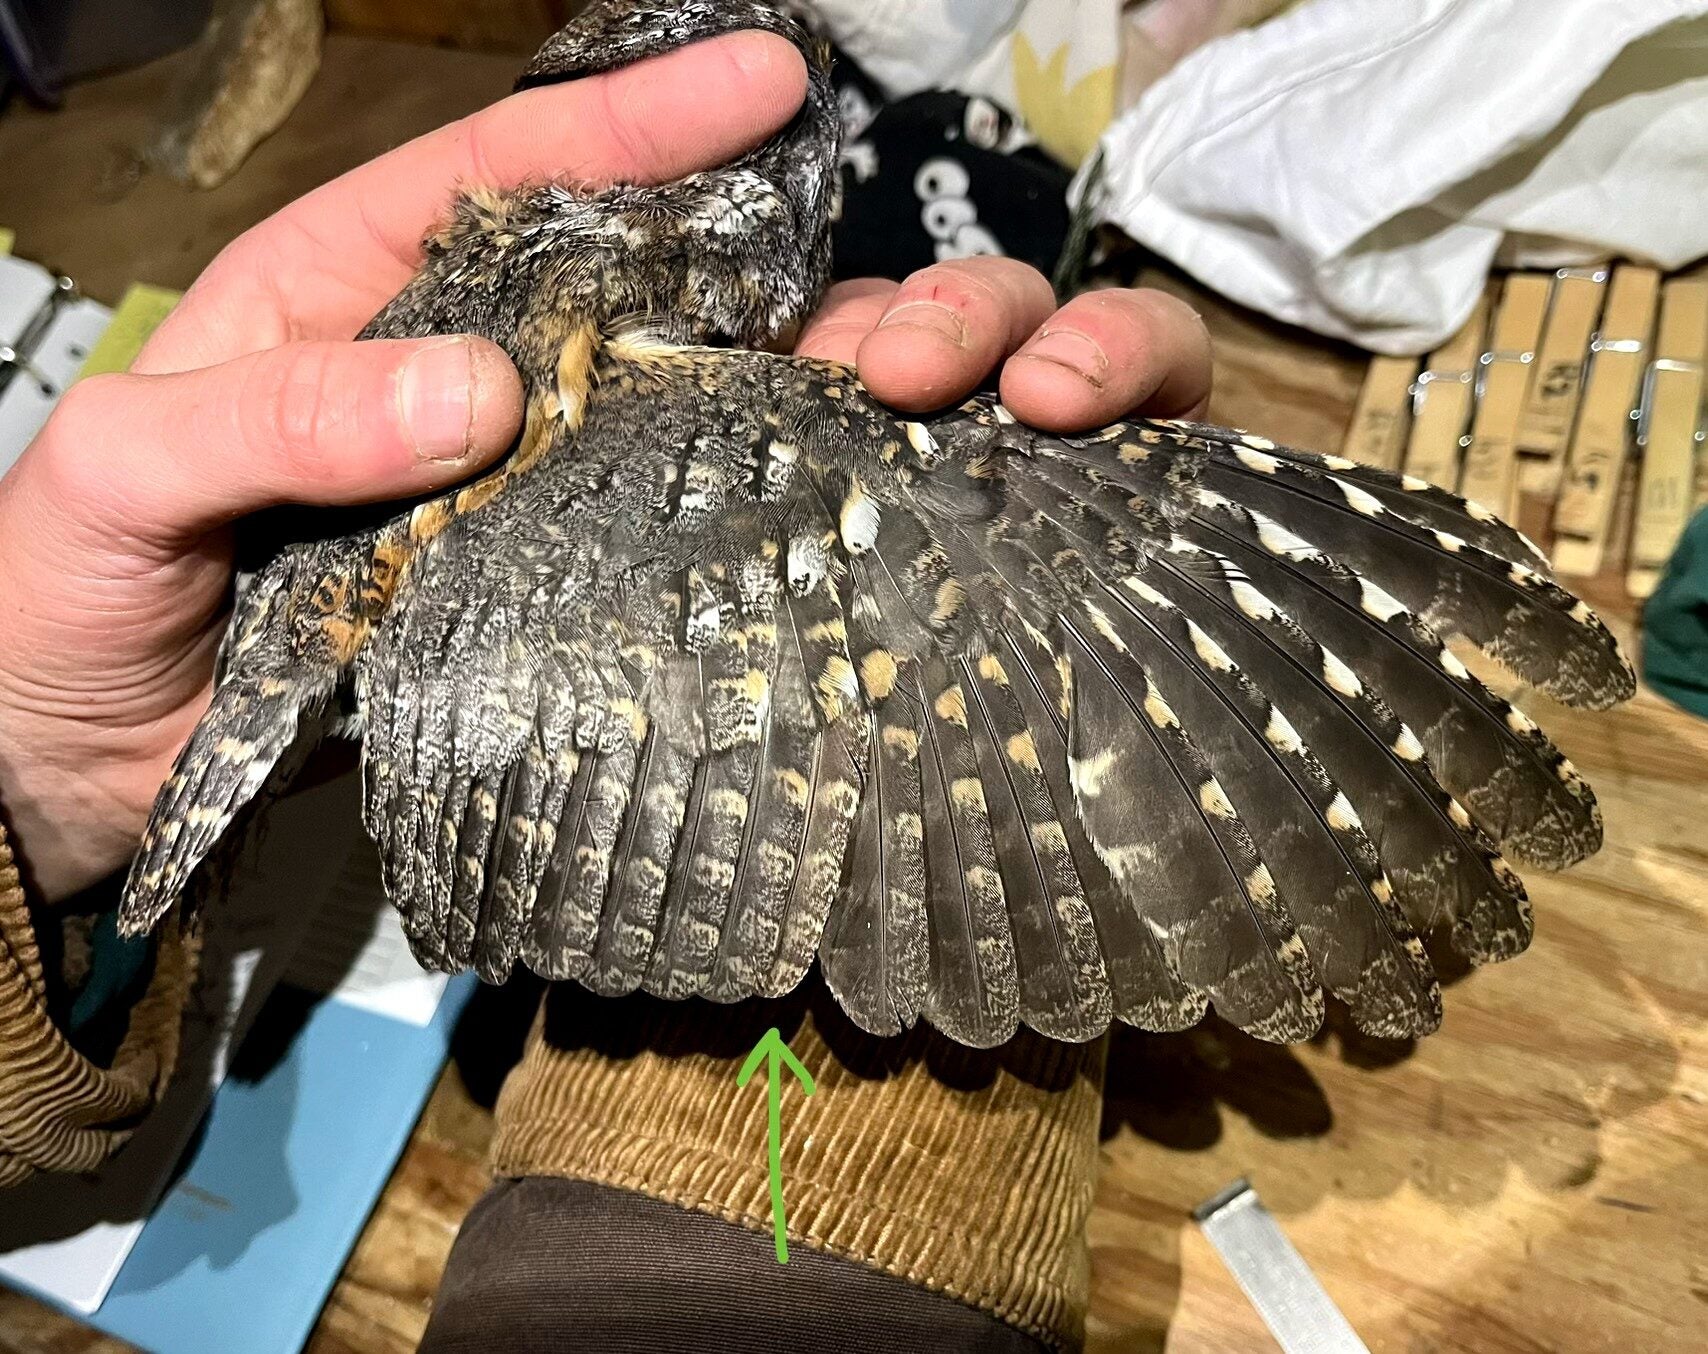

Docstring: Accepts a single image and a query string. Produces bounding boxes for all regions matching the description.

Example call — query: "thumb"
[40,335,522,542]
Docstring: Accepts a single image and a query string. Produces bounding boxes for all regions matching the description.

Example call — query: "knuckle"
[596,70,669,181]
[900,261,1004,315]
[241,345,343,480]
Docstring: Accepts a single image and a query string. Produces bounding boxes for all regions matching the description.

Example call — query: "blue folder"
[5,973,473,1354]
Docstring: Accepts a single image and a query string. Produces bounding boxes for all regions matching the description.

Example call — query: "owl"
[119,0,1634,1049]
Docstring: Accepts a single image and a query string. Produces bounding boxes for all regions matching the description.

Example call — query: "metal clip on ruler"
[1628,276,1708,598]
[1553,264,1662,578]
[1459,274,1550,520]
[1516,267,1608,496]
[1403,288,1491,490]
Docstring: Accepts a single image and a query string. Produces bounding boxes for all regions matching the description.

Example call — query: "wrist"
[0,736,143,903]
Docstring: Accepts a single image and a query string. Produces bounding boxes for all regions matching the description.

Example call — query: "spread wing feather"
[119,349,1632,1049]
[756,599,865,997]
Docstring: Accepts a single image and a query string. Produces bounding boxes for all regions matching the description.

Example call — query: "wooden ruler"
[1552,264,1662,577]
[1627,276,1708,597]
[1343,355,1419,470]
[1402,289,1490,489]
[1458,274,1549,519]
[1516,269,1606,495]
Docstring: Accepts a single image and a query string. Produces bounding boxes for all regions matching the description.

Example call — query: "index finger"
[140,31,807,374]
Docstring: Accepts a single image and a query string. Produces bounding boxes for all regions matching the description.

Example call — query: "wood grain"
[1,34,1704,1354]
[325,0,577,54]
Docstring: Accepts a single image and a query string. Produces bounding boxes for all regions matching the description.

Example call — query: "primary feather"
[117,0,1634,1048]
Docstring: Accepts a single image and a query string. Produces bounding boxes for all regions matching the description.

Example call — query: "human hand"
[0,31,809,901]
[0,38,1211,906]
[795,258,1212,426]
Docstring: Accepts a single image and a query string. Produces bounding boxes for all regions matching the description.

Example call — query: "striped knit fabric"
[0,823,197,1187]
[491,986,1105,1352]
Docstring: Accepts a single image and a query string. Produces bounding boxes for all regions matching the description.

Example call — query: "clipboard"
[0,255,114,476]
[1628,277,1708,598]
[1552,264,1662,577]
[1402,289,1490,489]
[1516,268,1607,495]
[1458,274,1549,520]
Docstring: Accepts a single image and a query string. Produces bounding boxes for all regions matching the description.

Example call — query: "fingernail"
[876,300,968,347]
[1021,328,1108,386]
[399,337,477,461]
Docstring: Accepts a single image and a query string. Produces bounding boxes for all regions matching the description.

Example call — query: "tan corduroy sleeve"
[0,821,197,1188]
[491,986,1105,1352]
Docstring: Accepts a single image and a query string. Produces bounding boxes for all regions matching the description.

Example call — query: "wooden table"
[1,34,1703,1354]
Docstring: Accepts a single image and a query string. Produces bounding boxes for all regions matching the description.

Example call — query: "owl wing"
[353,342,1631,1049]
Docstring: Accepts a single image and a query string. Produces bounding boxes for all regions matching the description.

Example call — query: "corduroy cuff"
[0,823,197,1187]
[489,983,1105,1352]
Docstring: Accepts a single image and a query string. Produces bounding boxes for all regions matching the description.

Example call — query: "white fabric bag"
[1087,0,1708,352]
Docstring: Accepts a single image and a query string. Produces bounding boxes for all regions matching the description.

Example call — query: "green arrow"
[737,1026,816,1263]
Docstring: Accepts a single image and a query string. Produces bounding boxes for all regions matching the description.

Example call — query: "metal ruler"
[1195,1179,1370,1354]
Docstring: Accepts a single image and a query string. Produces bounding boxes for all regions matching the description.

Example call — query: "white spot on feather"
[1357,577,1406,621]
[1143,680,1180,728]
[1264,707,1303,754]
[1187,621,1234,671]
[1393,726,1425,761]
[1324,792,1362,832]
[1198,778,1236,819]
[903,421,939,457]
[1122,576,1174,609]
[1434,530,1466,552]
[1255,515,1315,559]
[1322,650,1363,697]
[1321,455,1357,471]
[1439,648,1472,679]
[1071,747,1120,798]
[839,481,881,555]
[787,537,826,593]
[1336,479,1386,516]
[1235,447,1282,475]
[1084,600,1127,651]
[1231,580,1276,620]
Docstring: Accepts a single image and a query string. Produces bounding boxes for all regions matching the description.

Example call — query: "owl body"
[121,0,1635,1049]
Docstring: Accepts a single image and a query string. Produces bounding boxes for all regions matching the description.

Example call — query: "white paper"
[0,770,421,1313]
[281,826,450,1028]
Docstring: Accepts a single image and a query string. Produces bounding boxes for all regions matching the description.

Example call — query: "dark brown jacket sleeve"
[0,822,196,1187]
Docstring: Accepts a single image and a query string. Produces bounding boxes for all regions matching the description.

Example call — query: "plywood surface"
[0,34,1703,1354]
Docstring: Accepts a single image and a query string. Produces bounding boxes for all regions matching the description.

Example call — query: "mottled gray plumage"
[118,0,1635,1048]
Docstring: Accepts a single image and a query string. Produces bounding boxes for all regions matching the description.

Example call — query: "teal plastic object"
[1641,506,1708,721]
